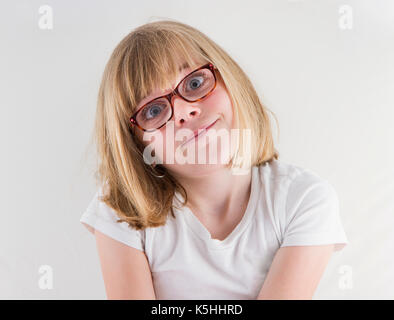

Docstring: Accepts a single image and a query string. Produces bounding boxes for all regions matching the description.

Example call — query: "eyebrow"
[179,62,190,72]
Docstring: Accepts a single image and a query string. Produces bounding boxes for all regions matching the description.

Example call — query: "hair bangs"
[126,30,209,113]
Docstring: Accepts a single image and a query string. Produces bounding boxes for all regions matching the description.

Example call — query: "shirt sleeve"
[280,170,348,252]
[79,186,145,252]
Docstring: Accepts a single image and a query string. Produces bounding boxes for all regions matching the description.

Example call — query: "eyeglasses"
[129,63,218,133]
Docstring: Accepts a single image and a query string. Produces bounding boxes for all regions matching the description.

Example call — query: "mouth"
[181,118,219,147]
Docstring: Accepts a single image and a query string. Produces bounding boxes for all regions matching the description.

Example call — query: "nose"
[172,95,202,126]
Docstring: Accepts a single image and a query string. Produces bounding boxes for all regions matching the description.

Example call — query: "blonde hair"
[91,19,279,230]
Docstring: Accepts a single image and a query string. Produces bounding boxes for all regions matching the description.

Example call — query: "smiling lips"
[181,119,218,146]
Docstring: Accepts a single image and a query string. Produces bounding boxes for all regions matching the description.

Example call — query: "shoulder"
[256,160,347,251]
[255,159,341,231]
[256,159,326,198]
[80,184,147,252]
[257,158,312,180]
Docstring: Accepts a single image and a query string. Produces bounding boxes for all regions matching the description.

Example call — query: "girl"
[80,20,348,300]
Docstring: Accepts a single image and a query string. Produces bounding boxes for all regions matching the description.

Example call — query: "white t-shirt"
[80,159,348,299]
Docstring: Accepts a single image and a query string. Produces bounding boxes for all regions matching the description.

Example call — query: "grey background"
[1,0,393,299]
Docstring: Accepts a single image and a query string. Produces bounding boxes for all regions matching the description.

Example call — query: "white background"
[0,0,393,299]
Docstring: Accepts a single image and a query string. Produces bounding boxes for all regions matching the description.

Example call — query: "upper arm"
[256,244,335,300]
[94,229,156,300]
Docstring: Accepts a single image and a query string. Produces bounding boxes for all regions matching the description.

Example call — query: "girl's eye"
[184,74,206,93]
[188,76,203,89]
[142,103,165,120]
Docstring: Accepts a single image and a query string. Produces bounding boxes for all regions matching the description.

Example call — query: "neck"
[173,166,253,221]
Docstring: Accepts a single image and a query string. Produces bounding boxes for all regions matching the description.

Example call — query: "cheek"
[209,86,234,128]
[207,86,233,115]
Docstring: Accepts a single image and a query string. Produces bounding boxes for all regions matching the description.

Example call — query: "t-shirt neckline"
[174,166,259,250]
